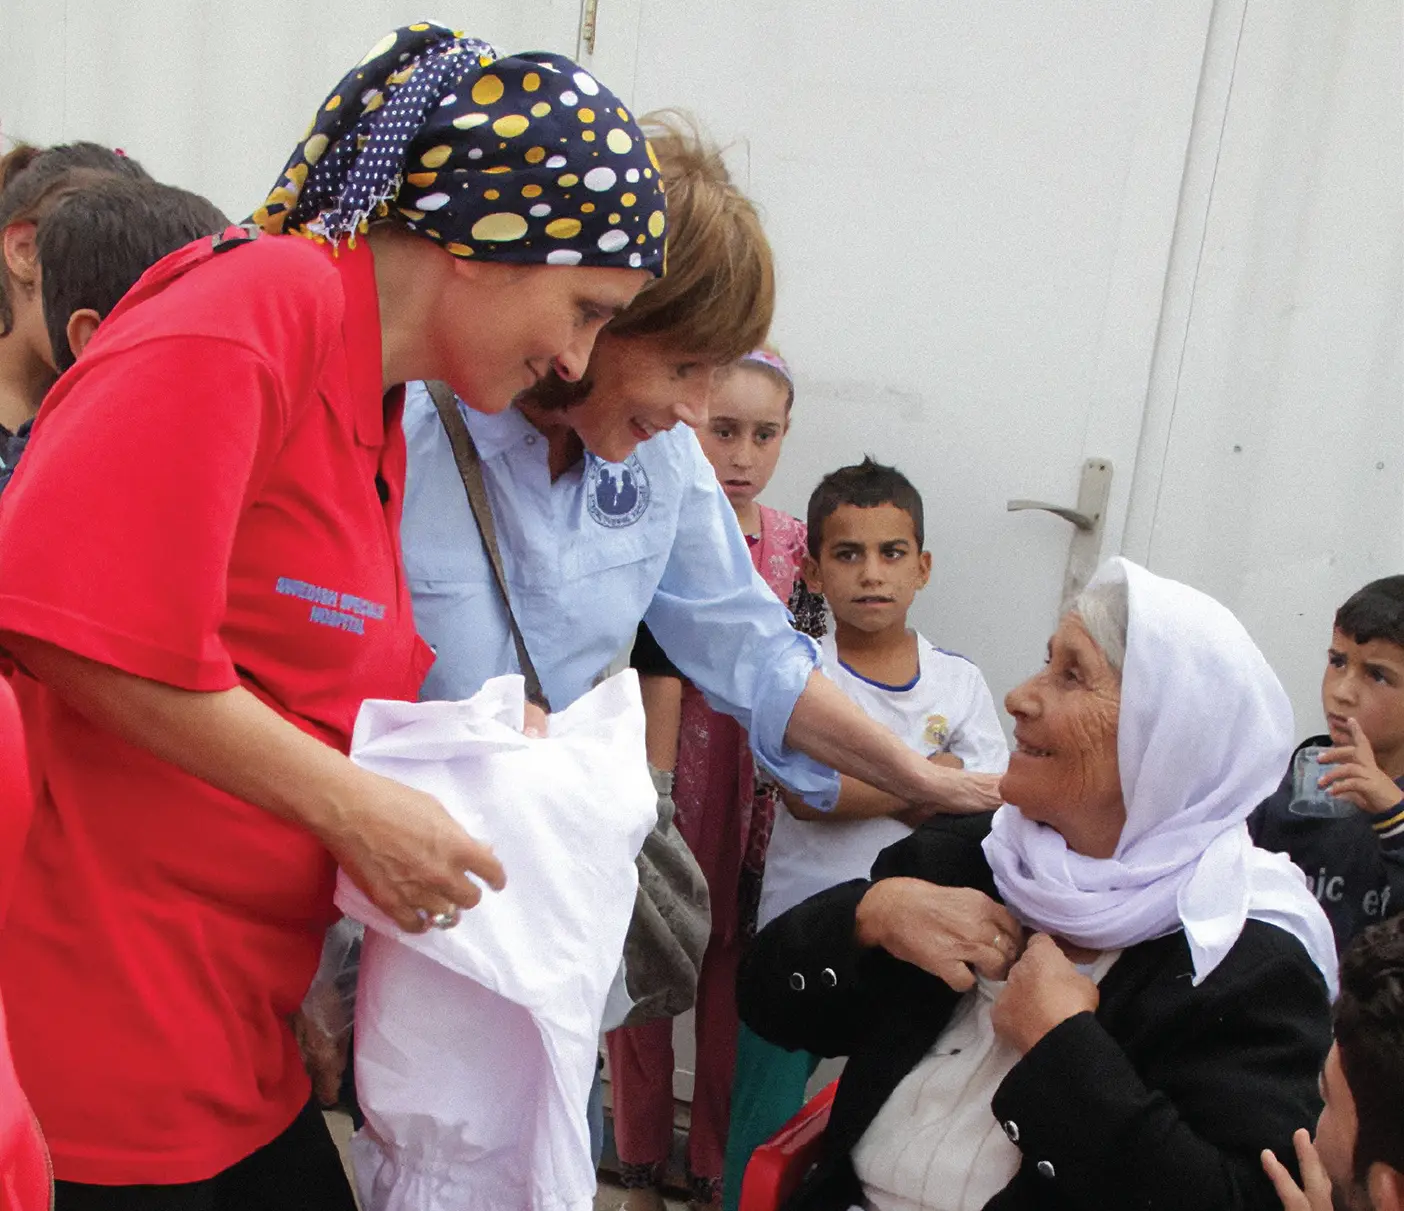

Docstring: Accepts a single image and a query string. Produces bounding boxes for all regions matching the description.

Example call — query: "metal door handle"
[1005,500,1096,531]
[1007,459,1114,614]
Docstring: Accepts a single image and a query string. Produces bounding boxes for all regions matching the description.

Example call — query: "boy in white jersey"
[722,458,1007,1209]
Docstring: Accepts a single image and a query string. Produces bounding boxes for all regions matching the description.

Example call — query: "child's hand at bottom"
[1261,1129,1333,1211]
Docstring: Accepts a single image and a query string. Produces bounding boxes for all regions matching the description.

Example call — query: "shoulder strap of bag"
[425,381,550,711]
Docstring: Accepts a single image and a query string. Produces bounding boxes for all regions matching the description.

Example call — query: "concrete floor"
[592,1178,689,1210]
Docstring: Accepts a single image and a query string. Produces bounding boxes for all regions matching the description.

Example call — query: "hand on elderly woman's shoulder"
[855,877,1023,991]
[991,933,1100,1055]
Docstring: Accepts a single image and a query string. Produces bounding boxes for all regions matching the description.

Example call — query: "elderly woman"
[738,557,1338,1211]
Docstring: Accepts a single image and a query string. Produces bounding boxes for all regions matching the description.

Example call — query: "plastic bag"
[301,916,364,1040]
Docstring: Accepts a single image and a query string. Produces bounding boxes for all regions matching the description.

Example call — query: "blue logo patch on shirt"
[586,454,651,528]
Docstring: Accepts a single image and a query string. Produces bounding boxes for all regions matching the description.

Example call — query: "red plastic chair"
[737,1080,838,1211]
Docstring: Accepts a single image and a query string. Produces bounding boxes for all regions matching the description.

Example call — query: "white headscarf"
[983,557,1338,993]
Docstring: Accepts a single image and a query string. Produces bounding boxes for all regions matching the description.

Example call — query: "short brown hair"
[606,111,773,363]
[0,142,150,336]
[0,143,43,192]
[39,177,228,371]
[807,458,925,558]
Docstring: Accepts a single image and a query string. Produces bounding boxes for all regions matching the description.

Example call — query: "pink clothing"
[674,506,808,946]
[606,934,740,1198]
[608,506,808,1194]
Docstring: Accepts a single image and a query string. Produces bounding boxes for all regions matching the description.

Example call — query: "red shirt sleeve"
[0,335,288,690]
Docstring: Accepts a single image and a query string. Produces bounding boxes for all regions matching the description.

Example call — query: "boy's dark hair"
[38,177,228,372]
[1336,576,1404,650]
[0,143,44,192]
[1334,914,1404,1182]
[0,142,150,335]
[806,456,924,558]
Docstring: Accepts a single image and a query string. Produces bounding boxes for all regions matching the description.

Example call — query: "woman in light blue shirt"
[389,114,1001,1182]
[402,114,1001,820]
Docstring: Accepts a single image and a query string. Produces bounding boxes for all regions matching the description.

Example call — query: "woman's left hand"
[914,767,1004,815]
[992,933,1099,1054]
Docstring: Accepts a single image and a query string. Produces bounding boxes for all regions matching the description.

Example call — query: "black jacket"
[1248,734,1404,953]
[737,815,1333,1211]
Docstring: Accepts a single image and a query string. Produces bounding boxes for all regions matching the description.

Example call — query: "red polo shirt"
[0,678,47,1210]
[0,233,431,1184]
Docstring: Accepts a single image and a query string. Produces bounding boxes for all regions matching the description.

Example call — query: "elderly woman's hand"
[855,878,1023,991]
[991,933,1100,1054]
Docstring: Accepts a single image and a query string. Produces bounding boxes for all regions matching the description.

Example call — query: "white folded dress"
[337,672,657,1211]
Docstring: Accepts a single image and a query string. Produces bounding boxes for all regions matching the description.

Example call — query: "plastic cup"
[1287,745,1356,819]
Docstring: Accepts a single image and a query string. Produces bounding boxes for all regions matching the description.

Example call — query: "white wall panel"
[1,0,1396,731]
[1125,0,1403,726]
[0,2,582,218]
[616,0,1213,723]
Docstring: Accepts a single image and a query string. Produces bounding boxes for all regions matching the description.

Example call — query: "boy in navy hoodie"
[1250,576,1404,951]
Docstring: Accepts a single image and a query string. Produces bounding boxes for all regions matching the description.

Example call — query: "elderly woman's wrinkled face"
[1001,612,1126,858]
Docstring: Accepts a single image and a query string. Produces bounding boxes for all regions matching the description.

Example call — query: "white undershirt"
[851,951,1120,1211]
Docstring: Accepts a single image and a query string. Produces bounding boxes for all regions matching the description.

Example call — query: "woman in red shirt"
[0,24,666,1211]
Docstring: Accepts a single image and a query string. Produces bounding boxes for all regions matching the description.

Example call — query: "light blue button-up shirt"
[400,382,838,805]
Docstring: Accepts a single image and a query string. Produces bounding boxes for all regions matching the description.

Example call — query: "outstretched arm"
[5,634,506,933]
[784,671,999,814]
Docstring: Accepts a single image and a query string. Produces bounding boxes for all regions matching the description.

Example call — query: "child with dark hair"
[721,457,1007,1209]
[1263,913,1404,1210]
[1250,576,1404,951]
[0,141,149,463]
[38,176,228,374]
[0,176,227,494]
[804,455,926,555]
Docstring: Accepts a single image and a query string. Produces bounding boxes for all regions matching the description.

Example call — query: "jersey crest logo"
[586,454,650,528]
[924,714,950,748]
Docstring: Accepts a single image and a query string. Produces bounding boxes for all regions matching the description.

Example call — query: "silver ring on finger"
[993,931,1005,949]
[429,908,461,930]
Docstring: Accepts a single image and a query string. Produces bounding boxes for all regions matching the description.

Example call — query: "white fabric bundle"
[983,557,1338,993]
[337,672,657,1211]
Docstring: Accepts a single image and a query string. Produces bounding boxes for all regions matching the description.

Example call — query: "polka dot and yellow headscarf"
[254,22,667,273]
